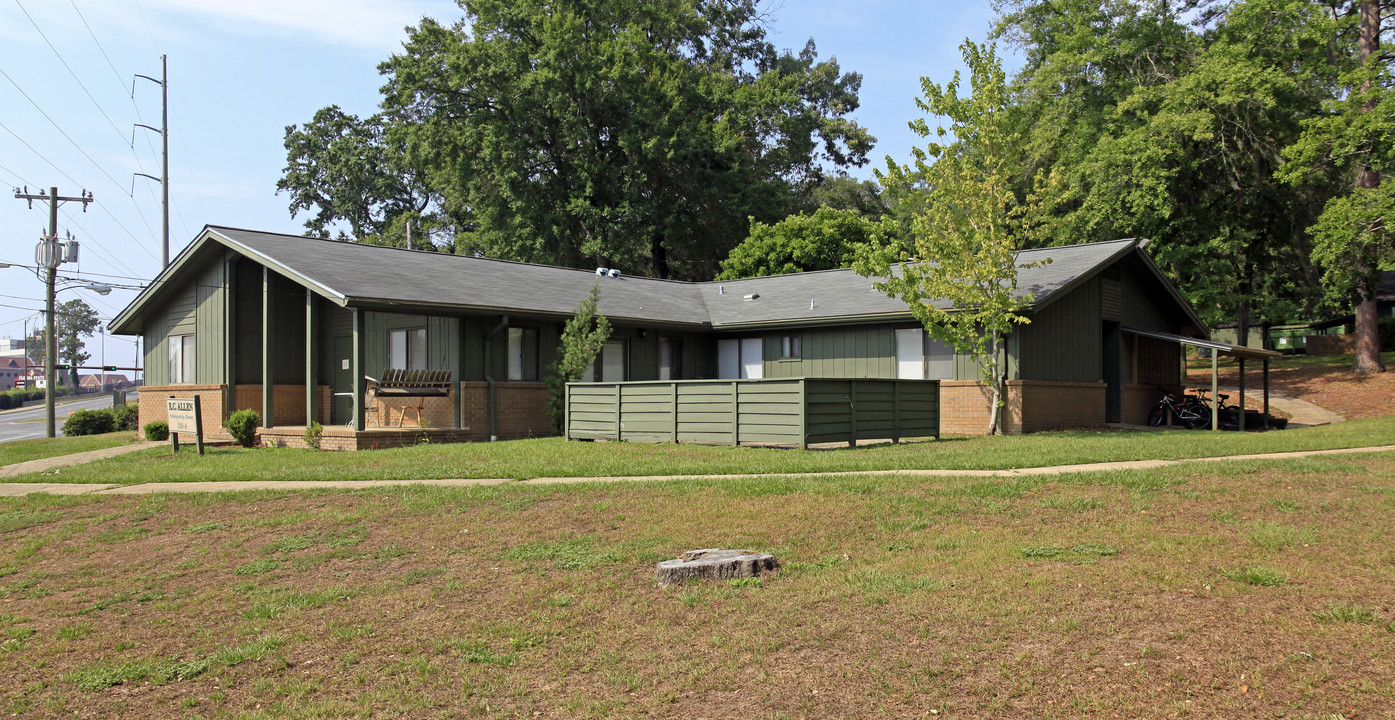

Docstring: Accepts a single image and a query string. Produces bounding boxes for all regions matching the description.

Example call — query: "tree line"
[279,0,1392,374]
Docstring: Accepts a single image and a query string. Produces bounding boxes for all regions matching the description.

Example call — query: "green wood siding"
[760,326,896,379]
[141,258,225,386]
[360,311,462,377]
[1016,276,1103,383]
[566,378,938,447]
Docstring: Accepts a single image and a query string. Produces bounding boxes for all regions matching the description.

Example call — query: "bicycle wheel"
[1183,405,1212,430]
[1147,405,1168,427]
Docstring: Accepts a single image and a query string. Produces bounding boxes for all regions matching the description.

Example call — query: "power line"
[13,0,133,149]
[0,67,162,247]
[61,205,147,278]
[0,119,82,187]
[0,67,130,192]
[0,160,36,187]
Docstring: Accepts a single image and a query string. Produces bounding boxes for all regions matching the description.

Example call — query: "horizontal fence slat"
[568,379,938,447]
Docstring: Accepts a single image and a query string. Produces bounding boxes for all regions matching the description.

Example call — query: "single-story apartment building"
[109,226,1215,449]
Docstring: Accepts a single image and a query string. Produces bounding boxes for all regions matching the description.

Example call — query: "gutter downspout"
[483,315,508,441]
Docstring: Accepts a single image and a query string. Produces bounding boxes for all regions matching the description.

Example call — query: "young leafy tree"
[55,299,99,388]
[716,207,898,279]
[545,281,613,431]
[1281,0,1393,373]
[855,41,1047,435]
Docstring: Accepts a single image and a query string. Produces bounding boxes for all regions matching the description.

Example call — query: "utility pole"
[13,186,94,438]
[134,54,169,269]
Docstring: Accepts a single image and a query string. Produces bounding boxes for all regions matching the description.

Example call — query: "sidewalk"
[0,444,1391,497]
[0,441,163,479]
[1201,386,1343,428]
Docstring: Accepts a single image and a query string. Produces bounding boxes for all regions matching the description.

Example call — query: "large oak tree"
[280,0,873,279]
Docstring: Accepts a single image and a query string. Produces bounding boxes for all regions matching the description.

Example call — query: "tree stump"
[654,548,779,588]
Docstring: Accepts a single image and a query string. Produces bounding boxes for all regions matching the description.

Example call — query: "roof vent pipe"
[1137,238,1152,250]
[596,267,609,276]
[743,293,759,301]
[719,285,725,295]
[810,299,815,310]
[607,268,622,278]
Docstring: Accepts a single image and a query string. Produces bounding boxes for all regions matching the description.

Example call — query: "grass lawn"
[3,414,1393,485]
[1,451,1393,717]
[0,432,141,468]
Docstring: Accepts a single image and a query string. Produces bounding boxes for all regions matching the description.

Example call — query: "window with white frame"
[895,328,954,380]
[389,327,427,371]
[717,337,764,379]
[507,327,539,381]
[168,334,195,383]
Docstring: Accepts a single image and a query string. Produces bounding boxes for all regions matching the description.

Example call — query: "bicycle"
[1148,390,1211,430]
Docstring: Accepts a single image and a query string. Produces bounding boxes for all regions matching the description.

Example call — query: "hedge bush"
[143,421,169,441]
[227,409,261,448]
[62,408,116,437]
[109,404,139,431]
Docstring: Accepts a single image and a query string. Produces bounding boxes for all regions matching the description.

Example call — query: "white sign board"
[166,398,199,433]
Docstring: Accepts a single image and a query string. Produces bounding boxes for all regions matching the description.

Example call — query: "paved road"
[0,391,140,443]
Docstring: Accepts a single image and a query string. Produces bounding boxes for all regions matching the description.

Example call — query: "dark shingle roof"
[111,227,1157,332]
[701,240,1135,326]
[214,227,707,325]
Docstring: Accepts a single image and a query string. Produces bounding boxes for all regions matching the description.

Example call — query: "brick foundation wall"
[939,381,1006,435]
[138,385,226,435]
[1012,380,1106,433]
[1305,334,1356,356]
[368,390,455,429]
[232,385,331,427]
[1122,384,1182,426]
[939,380,1107,435]
[460,381,554,440]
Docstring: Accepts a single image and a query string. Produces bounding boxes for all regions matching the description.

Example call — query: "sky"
[0,0,1002,376]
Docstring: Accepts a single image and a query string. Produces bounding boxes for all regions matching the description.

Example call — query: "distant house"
[109,226,1235,449]
[79,374,132,392]
[0,357,34,391]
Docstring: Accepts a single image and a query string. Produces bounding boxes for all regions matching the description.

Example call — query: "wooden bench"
[365,369,455,427]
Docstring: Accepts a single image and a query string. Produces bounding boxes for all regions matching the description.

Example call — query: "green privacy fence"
[565,378,939,448]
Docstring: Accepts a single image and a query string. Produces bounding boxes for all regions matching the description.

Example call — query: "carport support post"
[1262,359,1270,427]
[262,266,273,429]
[1238,358,1246,431]
[1211,352,1219,431]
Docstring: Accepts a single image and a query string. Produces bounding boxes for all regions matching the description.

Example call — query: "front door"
[332,336,353,425]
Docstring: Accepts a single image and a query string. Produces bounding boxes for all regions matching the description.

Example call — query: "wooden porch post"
[454,318,463,430]
[223,254,236,425]
[352,308,365,432]
[262,266,273,429]
[305,288,316,426]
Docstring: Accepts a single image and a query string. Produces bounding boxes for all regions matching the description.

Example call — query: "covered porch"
[1124,328,1284,431]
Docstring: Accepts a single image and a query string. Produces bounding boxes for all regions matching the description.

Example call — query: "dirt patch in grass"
[1187,352,1395,420]
[2,456,1394,717]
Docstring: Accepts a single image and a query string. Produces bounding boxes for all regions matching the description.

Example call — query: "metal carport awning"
[1124,328,1283,431]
